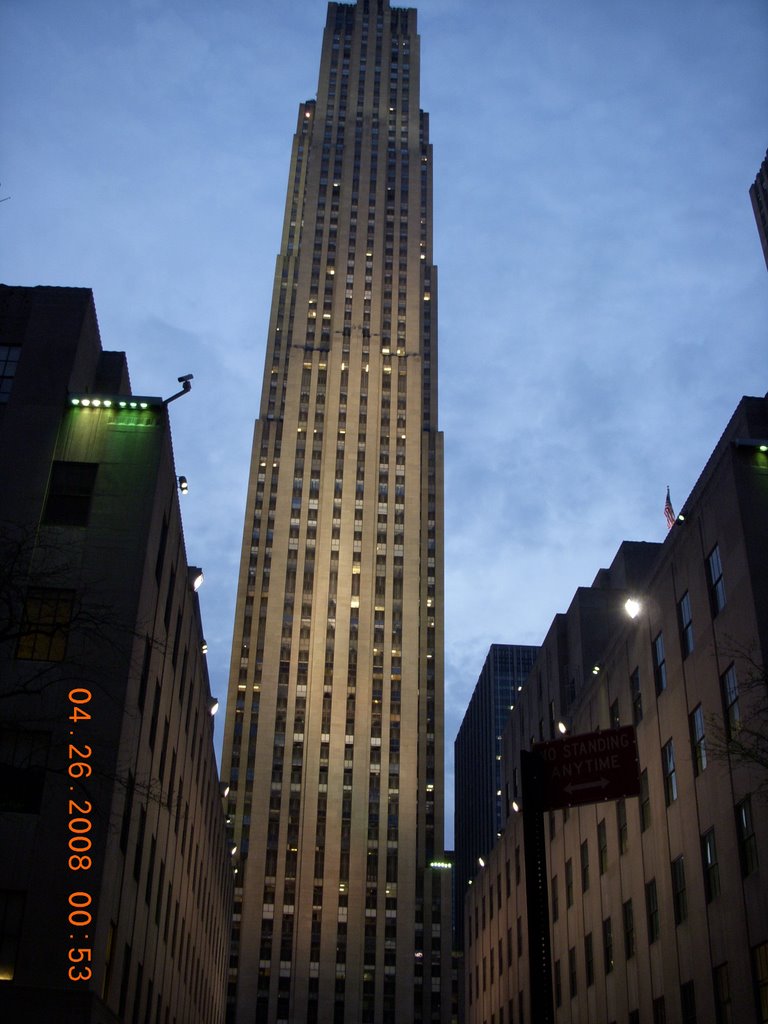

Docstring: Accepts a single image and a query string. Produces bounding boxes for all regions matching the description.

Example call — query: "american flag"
[664,487,676,530]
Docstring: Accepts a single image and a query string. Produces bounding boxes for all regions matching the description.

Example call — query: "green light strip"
[69,395,160,410]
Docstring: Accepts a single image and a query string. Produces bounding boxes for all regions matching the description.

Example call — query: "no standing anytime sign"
[530,725,641,811]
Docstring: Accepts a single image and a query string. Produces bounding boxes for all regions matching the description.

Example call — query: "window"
[721,665,740,738]
[16,587,75,661]
[0,890,24,980]
[651,630,671,696]
[580,840,590,892]
[554,959,562,1008]
[653,632,667,694]
[551,875,558,922]
[701,828,720,902]
[753,943,768,1024]
[610,699,620,729]
[712,963,732,1024]
[653,996,667,1024]
[689,705,707,775]
[639,769,651,831]
[671,856,687,925]
[630,667,643,724]
[622,899,634,958]
[645,879,659,942]
[662,740,677,805]
[680,980,696,1024]
[0,345,21,402]
[617,798,628,853]
[584,932,594,987]
[0,730,49,813]
[565,859,573,907]
[735,796,758,876]
[598,819,608,874]
[707,545,726,615]
[42,461,98,526]
[602,916,614,974]
[678,592,694,658]
[568,946,577,998]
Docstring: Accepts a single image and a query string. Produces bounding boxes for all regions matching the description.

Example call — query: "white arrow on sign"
[564,778,610,794]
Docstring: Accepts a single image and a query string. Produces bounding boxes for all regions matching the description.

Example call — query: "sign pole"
[521,749,555,1024]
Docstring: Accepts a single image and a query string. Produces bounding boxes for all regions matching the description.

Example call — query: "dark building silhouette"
[0,285,231,1023]
[219,1,453,1021]
[749,149,768,270]
[464,394,768,1023]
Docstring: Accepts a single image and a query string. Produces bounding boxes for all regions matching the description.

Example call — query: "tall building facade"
[0,285,231,1023]
[454,644,538,951]
[221,3,452,1022]
[464,396,768,1024]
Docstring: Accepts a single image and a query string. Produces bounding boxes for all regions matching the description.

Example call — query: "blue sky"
[2,0,767,845]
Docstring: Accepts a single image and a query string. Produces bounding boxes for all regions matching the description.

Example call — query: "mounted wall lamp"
[188,567,204,592]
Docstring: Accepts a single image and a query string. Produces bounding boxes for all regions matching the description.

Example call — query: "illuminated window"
[16,587,74,661]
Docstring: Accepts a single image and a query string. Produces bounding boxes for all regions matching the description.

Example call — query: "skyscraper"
[454,644,538,951]
[221,3,451,1022]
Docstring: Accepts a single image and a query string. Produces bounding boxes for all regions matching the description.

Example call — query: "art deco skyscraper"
[221,3,451,1022]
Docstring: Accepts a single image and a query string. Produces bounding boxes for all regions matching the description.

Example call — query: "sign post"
[521,726,641,1021]
[521,749,555,1024]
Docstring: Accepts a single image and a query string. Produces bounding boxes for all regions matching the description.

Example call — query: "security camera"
[178,373,194,384]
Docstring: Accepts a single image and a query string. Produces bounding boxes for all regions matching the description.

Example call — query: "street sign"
[530,725,641,811]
